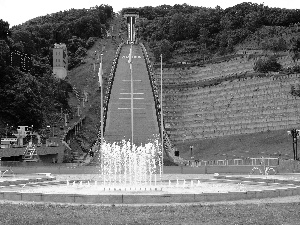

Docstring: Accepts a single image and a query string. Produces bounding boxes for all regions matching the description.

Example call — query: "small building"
[53,43,68,79]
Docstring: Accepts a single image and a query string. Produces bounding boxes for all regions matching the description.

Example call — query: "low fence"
[188,157,279,167]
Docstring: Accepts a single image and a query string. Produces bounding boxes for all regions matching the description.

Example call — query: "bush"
[68,56,82,70]
[86,37,98,49]
[75,47,87,57]
[254,56,282,73]
[290,65,300,73]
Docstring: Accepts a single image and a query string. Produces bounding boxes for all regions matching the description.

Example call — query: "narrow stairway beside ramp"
[104,44,159,145]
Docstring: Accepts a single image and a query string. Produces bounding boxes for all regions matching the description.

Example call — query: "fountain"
[98,140,162,188]
[1,139,300,204]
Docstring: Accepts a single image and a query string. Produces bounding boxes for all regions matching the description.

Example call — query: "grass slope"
[175,129,294,161]
[66,17,123,148]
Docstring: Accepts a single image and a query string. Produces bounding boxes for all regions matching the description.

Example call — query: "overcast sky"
[1,0,300,27]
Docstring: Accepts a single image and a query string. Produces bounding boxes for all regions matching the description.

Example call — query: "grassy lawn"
[0,202,299,225]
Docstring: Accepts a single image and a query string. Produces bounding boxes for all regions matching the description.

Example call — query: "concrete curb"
[0,187,299,204]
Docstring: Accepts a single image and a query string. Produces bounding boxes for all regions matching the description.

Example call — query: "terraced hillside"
[153,56,300,160]
[163,73,300,141]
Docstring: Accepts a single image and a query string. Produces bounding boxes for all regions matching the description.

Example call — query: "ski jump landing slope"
[104,44,159,145]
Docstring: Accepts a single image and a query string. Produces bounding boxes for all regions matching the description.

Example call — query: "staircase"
[22,145,38,162]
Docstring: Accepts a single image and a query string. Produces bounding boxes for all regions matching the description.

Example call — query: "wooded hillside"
[135,3,300,62]
[0,5,113,135]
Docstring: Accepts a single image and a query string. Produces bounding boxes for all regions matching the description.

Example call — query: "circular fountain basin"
[1,174,300,204]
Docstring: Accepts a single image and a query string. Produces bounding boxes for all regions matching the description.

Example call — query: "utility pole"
[190,145,194,159]
[129,43,134,147]
[100,53,104,149]
[160,54,164,174]
[98,52,104,173]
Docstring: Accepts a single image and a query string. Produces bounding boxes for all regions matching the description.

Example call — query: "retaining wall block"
[42,194,75,203]
[288,187,299,195]
[228,191,247,201]
[21,193,43,202]
[4,192,21,201]
[255,190,264,198]
[296,186,300,195]
[75,195,123,204]
[0,192,4,200]
[194,194,206,202]
[264,189,279,198]
[278,188,290,197]
[203,193,227,202]
[246,191,256,199]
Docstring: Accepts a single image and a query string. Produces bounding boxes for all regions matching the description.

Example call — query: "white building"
[53,43,68,79]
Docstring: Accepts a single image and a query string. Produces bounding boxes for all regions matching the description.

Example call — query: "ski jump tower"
[123,9,139,44]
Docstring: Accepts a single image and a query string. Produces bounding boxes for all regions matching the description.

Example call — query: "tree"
[243,11,264,31]
[0,40,10,67]
[254,56,282,73]
[11,29,36,54]
[0,19,9,39]
[12,74,43,128]
[169,13,186,41]
[290,38,300,65]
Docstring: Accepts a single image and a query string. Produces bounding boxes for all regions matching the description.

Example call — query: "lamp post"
[30,125,33,144]
[190,145,194,159]
[288,129,299,160]
[6,124,8,137]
